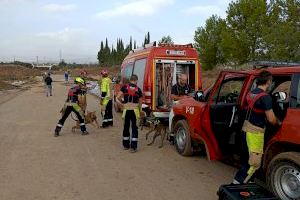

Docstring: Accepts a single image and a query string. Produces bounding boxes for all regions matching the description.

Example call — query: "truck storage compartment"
[155,60,195,110]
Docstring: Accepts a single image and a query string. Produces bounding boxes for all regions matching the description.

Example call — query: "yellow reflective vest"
[99,77,112,106]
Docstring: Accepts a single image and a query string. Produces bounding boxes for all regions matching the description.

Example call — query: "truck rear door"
[202,72,249,159]
[154,59,197,110]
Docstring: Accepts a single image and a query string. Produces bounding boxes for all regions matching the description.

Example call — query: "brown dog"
[71,111,100,132]
[144,118,169,148]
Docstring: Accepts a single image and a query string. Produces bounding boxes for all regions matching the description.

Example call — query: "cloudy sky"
[0,0,231,63]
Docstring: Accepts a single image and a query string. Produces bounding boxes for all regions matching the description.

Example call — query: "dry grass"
[55,65,120,77]
[0,65,41,90]
[202,69,221,89]
[0,65,41,81]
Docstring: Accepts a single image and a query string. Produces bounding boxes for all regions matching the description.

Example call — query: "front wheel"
[173,120,193,156]
[267,152,300,200]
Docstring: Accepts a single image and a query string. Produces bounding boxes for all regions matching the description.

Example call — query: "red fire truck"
[114,42,202,115]
[169,62,300,200]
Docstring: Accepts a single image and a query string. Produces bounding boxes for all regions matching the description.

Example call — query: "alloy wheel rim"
[274,164,300,200]
[176,127,186,151]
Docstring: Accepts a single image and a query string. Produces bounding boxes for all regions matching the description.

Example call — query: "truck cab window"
[122,64,133,83]
[214,78,245,104]
[250,75,291,120]
[133,59,147,91]
[291,74,300,108]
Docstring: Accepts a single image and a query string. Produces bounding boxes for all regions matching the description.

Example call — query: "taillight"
[144,91,152,104]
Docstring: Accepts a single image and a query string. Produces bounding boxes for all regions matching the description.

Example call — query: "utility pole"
[36,56,39,66]
[59,49,62,63]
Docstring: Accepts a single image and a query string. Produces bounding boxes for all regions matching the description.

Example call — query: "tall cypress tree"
[129,36,133,51]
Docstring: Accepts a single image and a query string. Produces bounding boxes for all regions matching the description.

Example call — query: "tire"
[173,120,193,156]
[267,152,300,200]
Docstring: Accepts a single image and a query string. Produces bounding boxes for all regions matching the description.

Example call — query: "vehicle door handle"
[229,106,237,127]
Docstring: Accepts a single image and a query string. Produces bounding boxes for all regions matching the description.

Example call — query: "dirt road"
[0,76,236,200]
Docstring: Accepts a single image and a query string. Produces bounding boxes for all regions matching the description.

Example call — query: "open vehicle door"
[201,71,249,160]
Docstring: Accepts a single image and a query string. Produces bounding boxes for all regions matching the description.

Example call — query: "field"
[0,65,41,90]
[0,63,226,92]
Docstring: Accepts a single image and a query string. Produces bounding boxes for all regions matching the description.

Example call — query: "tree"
[143,32,151,46]
[58,59,67,67]
[221,0,268,64]
[262,0,300,61]
[97,41,105,66]
[129,36,133,51]
[158,35,174,45]
[194,15,226,70]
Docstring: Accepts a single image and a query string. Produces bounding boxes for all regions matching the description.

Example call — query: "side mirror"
[194,90,205,102]
[273,91,287,102]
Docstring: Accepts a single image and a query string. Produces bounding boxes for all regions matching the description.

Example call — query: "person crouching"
[54,77,89,137]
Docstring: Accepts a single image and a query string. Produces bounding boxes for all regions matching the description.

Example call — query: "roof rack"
[129,41,157,54]
[250,61,300,69]
[158,43,193,48]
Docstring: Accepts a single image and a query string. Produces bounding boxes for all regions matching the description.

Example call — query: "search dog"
[60,108,100,132]
[140,112,169,148]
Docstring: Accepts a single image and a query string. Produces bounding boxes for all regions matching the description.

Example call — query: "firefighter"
[116,74,143,153]
[78,70,88,113]
[171,74,192,101]
[233,70,281,184]
[99,69,113,127]
[169,73,192,143]
[54,77,89,137]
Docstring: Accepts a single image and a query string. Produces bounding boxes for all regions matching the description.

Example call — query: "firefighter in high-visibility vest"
[78,70,88,113]
[54,77,89,137]
[233,70,281,184]
[99,69,113,128]
[116,74,143,153]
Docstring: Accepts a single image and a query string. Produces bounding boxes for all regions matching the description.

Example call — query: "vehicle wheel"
[267,152,300,200]
[173,120,193,156]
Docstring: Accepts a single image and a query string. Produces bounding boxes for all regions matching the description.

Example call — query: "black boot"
[81,131,89,135]
[54,127,61,137]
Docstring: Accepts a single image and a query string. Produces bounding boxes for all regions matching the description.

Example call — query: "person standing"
[64,71,69,83]
[54,77,89,137]
[233,70,281,184]
[99,69,113,127]
[44,73,53,97]
[116,74,143,153]
[78,70,88,113]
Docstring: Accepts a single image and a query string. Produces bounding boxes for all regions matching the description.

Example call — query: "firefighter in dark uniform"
[233,70,281,184]
[54,77,89,137]
[171,73,192,101]
[169,73,192,142]
[99,69,113,127]
[116,74,143,153]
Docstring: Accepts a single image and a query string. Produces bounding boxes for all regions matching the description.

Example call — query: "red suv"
[169,62,300,200]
